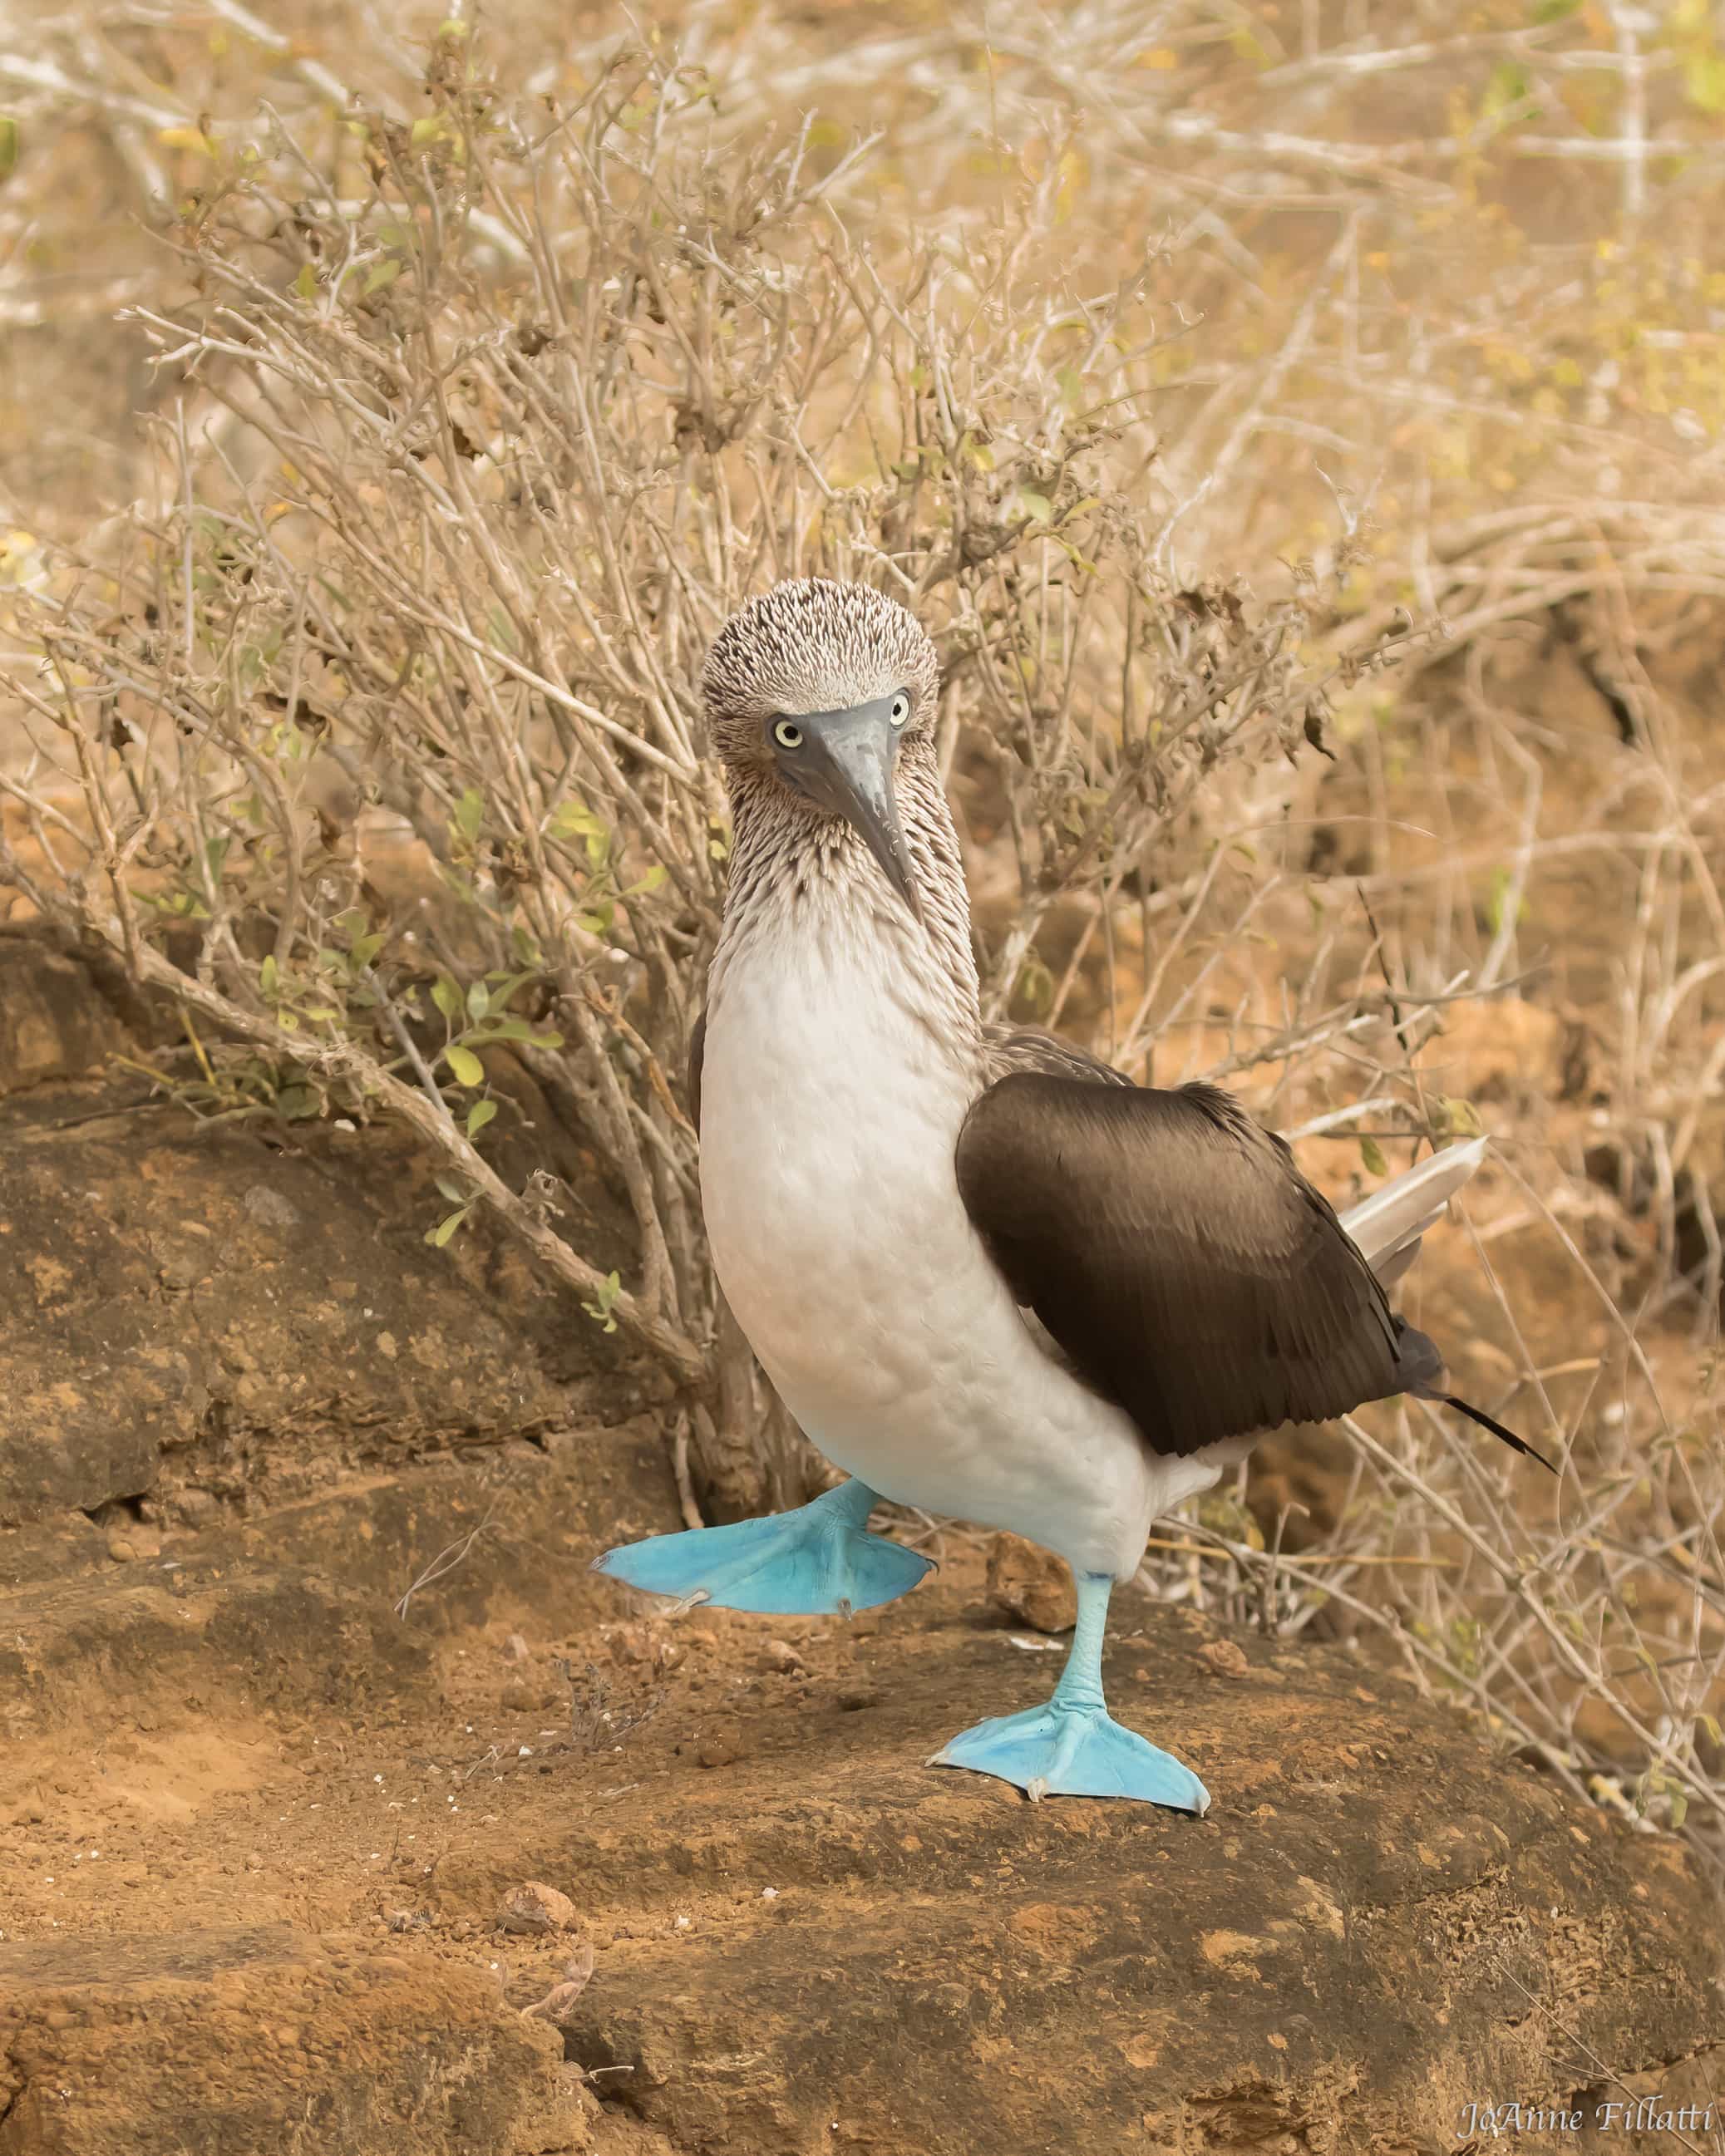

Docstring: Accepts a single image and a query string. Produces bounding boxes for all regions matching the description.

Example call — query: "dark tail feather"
[1440,1393,1558,1475]
[1393,1322,1559,1472]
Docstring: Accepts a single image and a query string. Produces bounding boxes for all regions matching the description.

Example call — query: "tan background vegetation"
[2,0,1723,1873]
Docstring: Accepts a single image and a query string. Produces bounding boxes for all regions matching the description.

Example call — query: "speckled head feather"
[702,579,940,773]
[704,578,980,1046]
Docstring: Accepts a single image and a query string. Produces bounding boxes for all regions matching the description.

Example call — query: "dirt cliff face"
[1,931,1720,2156]
[0,930,655,1535]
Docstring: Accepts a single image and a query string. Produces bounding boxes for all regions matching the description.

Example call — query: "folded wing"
[954,1071,1416,1459]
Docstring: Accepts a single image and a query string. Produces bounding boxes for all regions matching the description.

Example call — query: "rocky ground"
[2,928,1722,2155]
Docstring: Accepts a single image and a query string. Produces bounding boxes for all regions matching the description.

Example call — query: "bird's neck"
[712,741,982,1049]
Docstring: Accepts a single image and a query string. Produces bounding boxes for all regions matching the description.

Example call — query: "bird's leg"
[929,1569,1210,1813]
[591,1476,934,1617]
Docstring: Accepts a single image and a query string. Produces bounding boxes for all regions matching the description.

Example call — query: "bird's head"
[702,578,939,921]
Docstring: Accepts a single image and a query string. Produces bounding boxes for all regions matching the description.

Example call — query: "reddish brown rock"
[985,1530,1077,1633]
[0,1926,592,2155]
[498,1881,580,1936]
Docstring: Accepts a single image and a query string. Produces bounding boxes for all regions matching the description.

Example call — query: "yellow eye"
[773,719,804,750]
[890,693,910,727]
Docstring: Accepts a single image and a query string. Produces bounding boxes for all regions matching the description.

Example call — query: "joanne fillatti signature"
[1456,2097,1717,2139]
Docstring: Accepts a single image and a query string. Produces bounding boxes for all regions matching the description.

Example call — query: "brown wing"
[688,1007,707,1133]
[954,1072,1410,1459]
[980,1021,1136,1090]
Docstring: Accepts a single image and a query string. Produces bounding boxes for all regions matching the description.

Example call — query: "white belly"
[697,936,1226,1578]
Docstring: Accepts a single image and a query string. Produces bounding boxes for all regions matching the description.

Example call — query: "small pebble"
[1199,1638,1250,1680]
[106,1527,163,1563]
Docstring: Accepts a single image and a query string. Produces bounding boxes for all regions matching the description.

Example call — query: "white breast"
[697,913,1226,1578]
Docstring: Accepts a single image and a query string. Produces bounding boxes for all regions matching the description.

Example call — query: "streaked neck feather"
[712,744,980,1057]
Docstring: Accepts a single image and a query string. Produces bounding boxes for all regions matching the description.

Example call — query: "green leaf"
[466,1098,498,1140]
[434,1174,468,1204]
[581,1268,623,1333]
[476,1019,563,1051]
[431,976,461,1022]
[410,115,446,147]
[1054,536,1100,575]
[1013,954,1055,1016]
[1530,0,1580,18]
[487,969,540,1006]
[445,1043,485,1086]
[1017,490,1054,524]
[549,797,604,840]
[351,930,385,970]
[1437,1095,1485,1140]
[1481,60,1533,124]
[466,979,490,1024]
[275,1085,319,1121]
[1359,1135,1387,1177]
[0,116,19,182]
[1484,865,1522,936]
[1684,52,1725,115]
[259,953,278,997]
[426,1205,470,1248]
[362,258,402,296]
[294,262,318,302]
[452,788,485,843]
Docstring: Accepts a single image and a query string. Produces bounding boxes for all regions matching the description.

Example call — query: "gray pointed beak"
[787,697,923,923]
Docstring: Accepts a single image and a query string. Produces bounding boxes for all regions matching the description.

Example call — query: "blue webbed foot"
[930,1700,1210,1813]
[591,1477,933,1617]
[929,1567,1211,1811]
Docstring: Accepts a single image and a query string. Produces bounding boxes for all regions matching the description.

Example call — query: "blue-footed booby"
[596,578,1553,1811]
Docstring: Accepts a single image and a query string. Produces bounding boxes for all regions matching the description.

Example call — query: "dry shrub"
[2,5,1721,1876]
[0,29,1392,1494]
